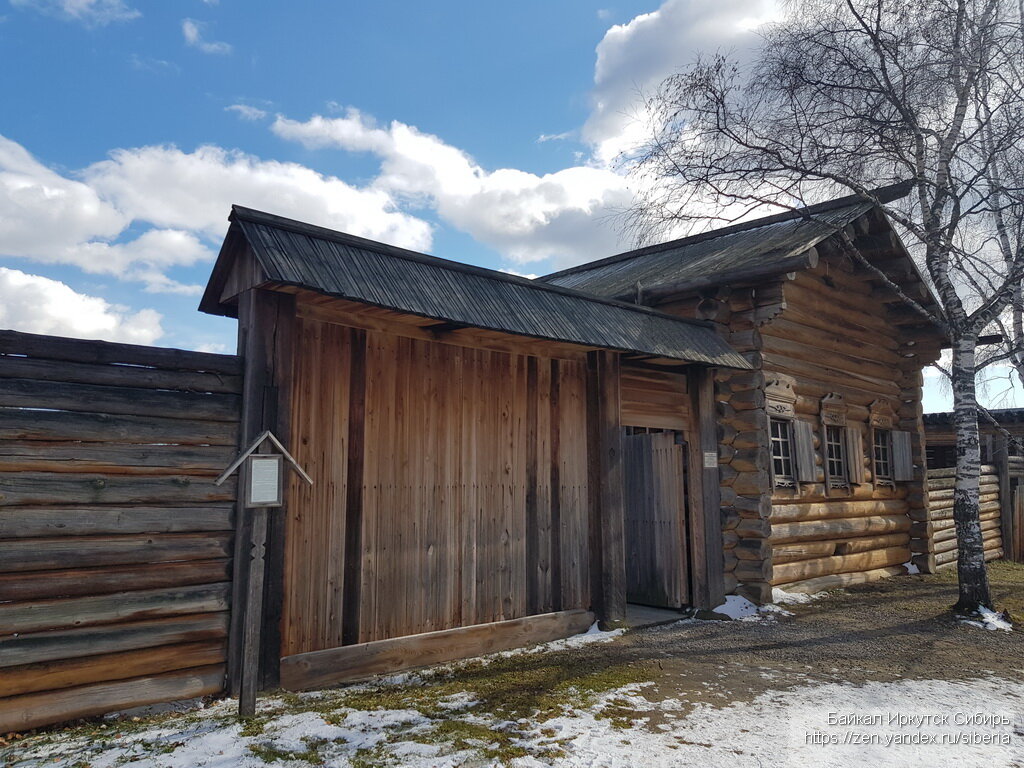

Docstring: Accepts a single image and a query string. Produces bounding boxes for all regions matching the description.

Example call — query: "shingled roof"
[542,183,913,300]
[199,206,750,369]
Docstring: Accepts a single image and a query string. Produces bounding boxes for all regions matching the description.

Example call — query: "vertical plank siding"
[0,330,241,732]
[283,315,593,655]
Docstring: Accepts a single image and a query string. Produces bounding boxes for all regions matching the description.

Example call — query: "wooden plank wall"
[282,315,592,656]
[918,466,1004,571]
[620,367,691,430]
[0,330,241,732]
[761,264,918,593]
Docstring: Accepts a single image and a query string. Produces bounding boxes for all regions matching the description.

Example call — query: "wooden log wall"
[758,261,933,594]
[916,466,1004,572]
[282,313,594,657]
[658,232,942,601]
[660,285,777,603]
[0,330,241,733]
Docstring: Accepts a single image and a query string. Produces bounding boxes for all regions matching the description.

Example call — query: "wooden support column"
[688,366,725,610]
[995,432,1012,562]
[586,350,625,628]
[228,288,296,713]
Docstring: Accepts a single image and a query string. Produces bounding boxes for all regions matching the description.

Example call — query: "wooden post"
[341,329,367,646]
[239,507,268,717]
[229,287,296,713]
[586,350,625,628]
[994,432,1015,563]
[689,366,725,610]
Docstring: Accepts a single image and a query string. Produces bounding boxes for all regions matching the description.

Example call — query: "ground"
[3,563,1023,768]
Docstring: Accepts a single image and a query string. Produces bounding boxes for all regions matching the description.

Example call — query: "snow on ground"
[772,587,828,605]
[6,675,1022,767]
[499,622,626,655]
[959,606,1014,632]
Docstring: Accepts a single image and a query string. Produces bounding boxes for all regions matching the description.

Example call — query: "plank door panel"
[623,432,689,608]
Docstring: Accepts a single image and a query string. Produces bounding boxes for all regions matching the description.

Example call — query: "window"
[770,418,796,487]
[825,425,848,488]
[873,429,893,484]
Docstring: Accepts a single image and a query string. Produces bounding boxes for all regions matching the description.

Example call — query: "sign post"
[215,431,311,718]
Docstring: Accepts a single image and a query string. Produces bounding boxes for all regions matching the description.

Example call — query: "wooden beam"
[341,330,367,646]
[689,366,724,610]
[586,351,625,627]
[279,610,594,691]
[0,664,225,734]
[228,287,297,711]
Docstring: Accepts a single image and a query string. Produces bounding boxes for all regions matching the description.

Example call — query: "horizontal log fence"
[913,465,1005,573]
[0,330,241,733]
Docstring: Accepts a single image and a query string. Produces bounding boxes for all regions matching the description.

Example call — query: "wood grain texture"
[283,313,593,655]
[0,533,233,573]
[0,583,230,635]
[0,559,231,602]
[0,612,229,669]
[0,641,226,698]
[0,506,234,539]
[753,258,928,591]
[0,329,239,729]
[280,610,594,691]
[0,664,225,733]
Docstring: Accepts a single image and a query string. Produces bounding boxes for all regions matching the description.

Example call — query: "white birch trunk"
[950,337,994,612]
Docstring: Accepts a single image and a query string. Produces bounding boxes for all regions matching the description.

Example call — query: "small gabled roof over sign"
[200,206,751,369]
[541,182,922,301]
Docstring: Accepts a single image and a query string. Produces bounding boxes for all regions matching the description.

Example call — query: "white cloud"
[597,9,613,21]
[272,109,631,266]
[11,0,139,25]
[0,136,210,293]
[537,131,575,143]
[182,18,232,55]
[225,104,268,121]
[0,267,163,344]
[584,0,780,166]
[83,143,433,249]
[0,134,432,296]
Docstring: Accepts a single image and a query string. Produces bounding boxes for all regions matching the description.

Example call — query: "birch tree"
[625,0,1024,615]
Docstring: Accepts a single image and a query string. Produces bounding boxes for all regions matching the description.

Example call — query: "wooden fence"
[0,330,241,732]
[914,465,1004,573]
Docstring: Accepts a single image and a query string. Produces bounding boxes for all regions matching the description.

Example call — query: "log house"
[544,184,947,602]
[200,207,747,690]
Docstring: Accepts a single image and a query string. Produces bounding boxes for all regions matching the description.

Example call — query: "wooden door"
[623,431,690,608]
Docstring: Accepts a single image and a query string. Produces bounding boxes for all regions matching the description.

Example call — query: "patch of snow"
[758,603,794,618]
[515,677,1023,767]
[905,561,921,575]
[435,692,478,711]
[493,621,625,659]
[9,675,1024,767]
[960,607,1013,632]
[772,587,827,604]
[712,595,759,618]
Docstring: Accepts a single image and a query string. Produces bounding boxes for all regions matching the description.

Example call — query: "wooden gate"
[623,431,690,609]
[0,330,242,732]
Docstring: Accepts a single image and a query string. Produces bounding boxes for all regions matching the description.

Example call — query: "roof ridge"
[229,205,716,331]
[540,180,912,282]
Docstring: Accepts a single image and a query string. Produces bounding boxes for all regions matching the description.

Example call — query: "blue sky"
[0,0,1011,411]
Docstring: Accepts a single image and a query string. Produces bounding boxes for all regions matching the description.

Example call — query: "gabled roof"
[542,183,915,300]
[199,206,750,369]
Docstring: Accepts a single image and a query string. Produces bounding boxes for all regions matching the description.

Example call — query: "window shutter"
[845,427,865,484]
[892,430,914,481]
[793,420,817,483]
